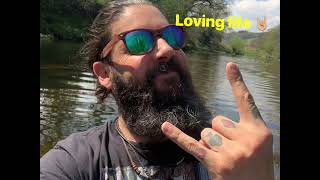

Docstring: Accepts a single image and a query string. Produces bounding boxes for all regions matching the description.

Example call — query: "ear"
[92,62,112,90]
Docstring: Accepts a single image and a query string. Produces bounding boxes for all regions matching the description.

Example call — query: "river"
[40,40,280,179]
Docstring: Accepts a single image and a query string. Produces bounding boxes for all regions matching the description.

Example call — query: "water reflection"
[187,55,280,172]
[40,41,279,179]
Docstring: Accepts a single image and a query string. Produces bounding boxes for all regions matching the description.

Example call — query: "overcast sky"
[228,0,280,32]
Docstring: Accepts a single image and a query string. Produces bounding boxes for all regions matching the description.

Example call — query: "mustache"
[147,59,187,82]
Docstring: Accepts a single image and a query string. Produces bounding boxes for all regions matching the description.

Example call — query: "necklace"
[115,119,185,179]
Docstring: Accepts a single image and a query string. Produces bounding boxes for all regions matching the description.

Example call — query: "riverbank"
[222,25,280,61]
[40,34,54,42]
[40,0,230,50]
[40,37,279,64]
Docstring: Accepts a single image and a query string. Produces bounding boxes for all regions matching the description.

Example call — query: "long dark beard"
[110,60,212,140]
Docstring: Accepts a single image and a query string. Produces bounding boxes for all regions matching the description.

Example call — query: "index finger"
[226,62,263,121]
[161,122,213,162]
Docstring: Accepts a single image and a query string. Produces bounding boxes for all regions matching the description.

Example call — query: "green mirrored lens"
[125,30,154,55]
[162,25,184,49]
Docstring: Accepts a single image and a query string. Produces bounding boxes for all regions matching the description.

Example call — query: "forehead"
[111,5,169,35]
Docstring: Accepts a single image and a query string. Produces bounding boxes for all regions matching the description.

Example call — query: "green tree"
[40,0,102,41]
[250,25,280,60]
[229,36,245,55]
[40,0,231,50]
[153,0,230,51]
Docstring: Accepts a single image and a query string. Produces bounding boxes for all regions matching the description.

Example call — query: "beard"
[110,59,213,140]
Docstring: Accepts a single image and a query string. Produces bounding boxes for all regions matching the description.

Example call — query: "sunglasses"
[100,24,185,59]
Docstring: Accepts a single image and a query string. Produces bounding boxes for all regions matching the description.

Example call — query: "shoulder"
[57,122,108,152]
[55,121,114,167]
[41,120,115,180]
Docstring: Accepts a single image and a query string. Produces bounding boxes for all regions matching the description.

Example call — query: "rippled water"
[40,41,280,179]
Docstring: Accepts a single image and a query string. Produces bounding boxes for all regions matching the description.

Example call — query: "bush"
[250,25,280,60]
[229,36,245,55]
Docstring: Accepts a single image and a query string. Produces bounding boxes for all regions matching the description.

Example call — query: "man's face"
[108,5,212,139]
[110,5,188,93]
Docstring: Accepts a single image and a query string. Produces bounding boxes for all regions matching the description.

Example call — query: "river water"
[40,40,280,179]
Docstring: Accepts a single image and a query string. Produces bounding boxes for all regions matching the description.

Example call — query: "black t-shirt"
[40,118,211,180]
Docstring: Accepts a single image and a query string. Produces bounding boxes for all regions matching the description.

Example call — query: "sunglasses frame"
[100,24,185,59]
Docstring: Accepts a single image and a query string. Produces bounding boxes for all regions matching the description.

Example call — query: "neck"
[117,116,167,144]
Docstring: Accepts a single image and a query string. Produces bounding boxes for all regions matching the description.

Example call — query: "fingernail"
[162,122,173,135]
[221,119,236,128]
[230,63,239,73]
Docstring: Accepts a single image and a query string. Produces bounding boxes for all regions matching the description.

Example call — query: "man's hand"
[161,62,274,180]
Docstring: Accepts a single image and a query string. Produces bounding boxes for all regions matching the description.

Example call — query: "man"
[40,0,274,179]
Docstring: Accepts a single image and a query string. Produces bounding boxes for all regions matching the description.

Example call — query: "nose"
[154,37,174,63]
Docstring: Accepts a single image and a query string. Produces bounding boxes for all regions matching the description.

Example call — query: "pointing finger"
[161,121,216,162]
